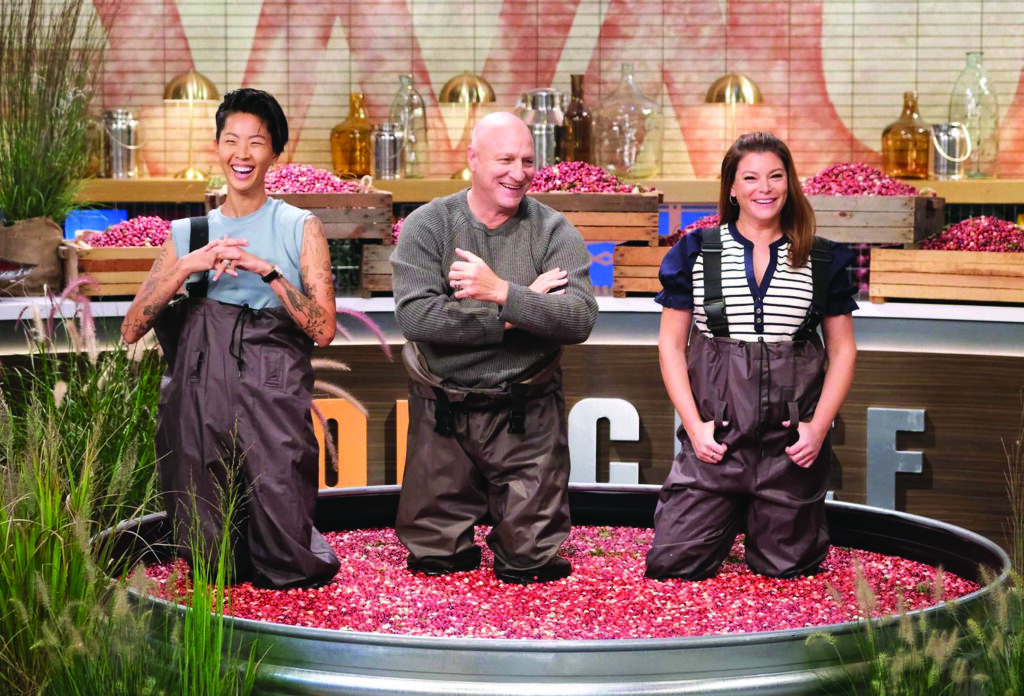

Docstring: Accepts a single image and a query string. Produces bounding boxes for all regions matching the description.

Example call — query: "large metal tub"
[109,485,1010,695]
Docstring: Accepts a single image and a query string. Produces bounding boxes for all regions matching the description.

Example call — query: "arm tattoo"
[278,215,334,342]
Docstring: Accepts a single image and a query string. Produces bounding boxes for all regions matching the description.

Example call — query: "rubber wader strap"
[795,237,833,339]
[508,384,529,435]
[714,402,728,429]
[185,216,210,299]
[431,387,455,436]
[786,401,801,446]
[702,225,729,338]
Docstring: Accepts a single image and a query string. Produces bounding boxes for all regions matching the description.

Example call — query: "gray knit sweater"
[391,190,598,389]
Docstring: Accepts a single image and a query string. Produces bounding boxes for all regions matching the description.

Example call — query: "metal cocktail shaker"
[521,89,564,170]
[103,109,139,179]
[373,122,403,180]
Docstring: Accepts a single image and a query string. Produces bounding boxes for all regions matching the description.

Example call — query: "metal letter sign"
[866,407,925,510]
[568,398,641,484]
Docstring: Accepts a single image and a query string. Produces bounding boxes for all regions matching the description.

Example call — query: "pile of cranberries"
[264,164,370,194]
[529,162,649,194]
[802,163,920,197]
[85,216,171,248]
[145,525,978,641]
[921,216,1024,252]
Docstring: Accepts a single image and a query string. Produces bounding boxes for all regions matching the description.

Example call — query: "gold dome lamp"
[163,69,221,180]
[439,72,496,180]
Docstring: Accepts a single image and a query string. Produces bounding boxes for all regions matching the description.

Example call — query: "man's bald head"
[471,111,532,150]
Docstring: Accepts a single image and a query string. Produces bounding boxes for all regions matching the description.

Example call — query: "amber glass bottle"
[330,92,373,177]
[881,91,930,179]
[560,74,592,163]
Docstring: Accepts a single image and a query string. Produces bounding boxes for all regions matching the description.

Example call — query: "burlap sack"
[0,217,64,296]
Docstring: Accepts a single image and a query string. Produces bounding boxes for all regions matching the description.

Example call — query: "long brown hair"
[718,132,816,267]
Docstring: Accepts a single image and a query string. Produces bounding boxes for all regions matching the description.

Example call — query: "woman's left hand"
[782,420,828,468]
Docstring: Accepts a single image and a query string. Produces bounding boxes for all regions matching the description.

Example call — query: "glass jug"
[330,92,374,178]
[949,51,999,178]
[388,74,429,178]
[594,63,663,179]
[881,91,930,179]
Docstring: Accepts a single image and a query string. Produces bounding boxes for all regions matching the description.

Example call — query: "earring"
[729,194,738,206]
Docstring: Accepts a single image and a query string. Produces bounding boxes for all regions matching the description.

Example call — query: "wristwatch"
[261,264,283,283]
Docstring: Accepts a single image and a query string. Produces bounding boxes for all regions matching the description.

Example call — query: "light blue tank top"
[171,197,309,309]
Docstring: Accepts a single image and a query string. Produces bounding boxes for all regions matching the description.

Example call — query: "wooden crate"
[201,190,394,240]
[612,245,670,297]
[808,195,945,244]
[60,240,159,296]
[870,248,1024,303]
[360,244,395,297]
[529,190,662,245]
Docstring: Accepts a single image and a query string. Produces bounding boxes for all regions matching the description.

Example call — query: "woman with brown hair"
[645,132,857,580]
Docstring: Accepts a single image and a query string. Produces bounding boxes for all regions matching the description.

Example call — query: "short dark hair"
[718,132,816,268]
[215,88,288,156]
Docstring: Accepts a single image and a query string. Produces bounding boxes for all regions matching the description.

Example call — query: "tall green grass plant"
[0,0,106,223]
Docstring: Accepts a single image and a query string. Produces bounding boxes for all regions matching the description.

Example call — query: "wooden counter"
[76,177,1024,206]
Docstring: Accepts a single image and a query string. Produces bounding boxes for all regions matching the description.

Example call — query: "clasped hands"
[189,236,271,281]
[448,248,568,303]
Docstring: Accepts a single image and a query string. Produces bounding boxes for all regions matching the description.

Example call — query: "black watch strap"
[261,265,282,283]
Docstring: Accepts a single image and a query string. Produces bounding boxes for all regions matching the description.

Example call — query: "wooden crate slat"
[74,246,162,261]
[870,283,1024,303]
[871,259,1024,277]
[79,258,156,272]
[577,228,658,244]
[612,277,662,296]
[614,246,671,265]
[323,222,391,240]
[529,190,661,212]
[562,212,659,227]
[814,210,914,227]
[818,228,922,244]
[362,245,396,263]
[614,266,661,279]
[271,192,391,208]
[312,206,393,224]
[361,260,393,275]
[81,271,151,284]
[872,272,1024,290]
[873,248,1024,265]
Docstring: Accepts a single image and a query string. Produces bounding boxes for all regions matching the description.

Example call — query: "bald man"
[390,112,598,584]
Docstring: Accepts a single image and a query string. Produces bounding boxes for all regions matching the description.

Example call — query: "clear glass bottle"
[559,74,592,163]
[330,92,374,177]
[594,63,663,179]
[881,91,930,179]
[949,51,999,178]
[388,74,429,178]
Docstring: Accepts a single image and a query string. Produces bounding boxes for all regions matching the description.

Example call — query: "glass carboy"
[330,92,373,177]
[594,63,663,179]
[881,91,930,179]
[388,74,429,178]
[949,51,999,178]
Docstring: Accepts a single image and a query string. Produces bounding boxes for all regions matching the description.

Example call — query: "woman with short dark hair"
[122,88,340,589]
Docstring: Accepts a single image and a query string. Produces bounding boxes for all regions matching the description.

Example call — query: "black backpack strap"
[795,236,833,339]
[701,225,729,338]
[185,216,210,298]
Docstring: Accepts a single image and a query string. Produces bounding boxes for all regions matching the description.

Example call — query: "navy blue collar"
[728,223,787,298]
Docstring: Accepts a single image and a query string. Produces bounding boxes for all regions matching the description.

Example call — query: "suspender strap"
[795,236,833,339]
[431,387,456,436]
[701,225,729,338]
[507,384,529,435]
[185,216,210,299]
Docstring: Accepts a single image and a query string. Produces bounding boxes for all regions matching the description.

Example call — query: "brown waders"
[396,343,572,583]
[155,298,340,589]
[645,330,831,580]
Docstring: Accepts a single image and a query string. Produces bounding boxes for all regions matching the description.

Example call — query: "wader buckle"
[507,384,529,435]
[431,387,456,436]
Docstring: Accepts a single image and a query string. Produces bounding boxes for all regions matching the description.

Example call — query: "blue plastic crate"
[64,209,127,240]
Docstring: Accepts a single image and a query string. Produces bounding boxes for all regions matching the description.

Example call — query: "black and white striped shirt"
[656,224,858,343]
